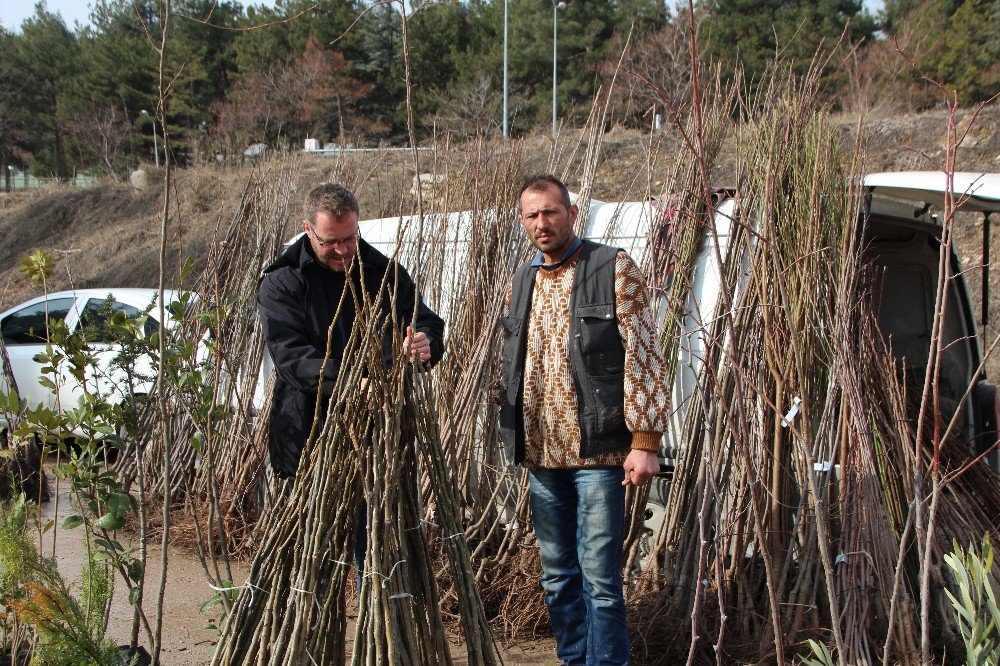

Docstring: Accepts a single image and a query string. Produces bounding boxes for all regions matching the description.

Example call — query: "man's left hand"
[404,326,432,364]
[622,449,659,486]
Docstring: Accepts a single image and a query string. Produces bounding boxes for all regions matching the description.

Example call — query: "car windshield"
[1,297,76,345]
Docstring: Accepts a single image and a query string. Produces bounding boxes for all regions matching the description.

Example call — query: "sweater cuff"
[630,432,661,453]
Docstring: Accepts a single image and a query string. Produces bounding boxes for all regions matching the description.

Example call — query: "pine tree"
[168,0,241,131]
[406,1,477,124]
[879,0,998,106]
[0,27,32,189]
[703,0,875,83]
[926,0,1000,103]
[13,6,82,177]
[351,3,404,142]
[232,5,292,76]
[74,1,159,167]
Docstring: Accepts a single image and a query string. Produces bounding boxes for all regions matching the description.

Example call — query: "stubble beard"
[533,229,572,257]
[323,253,354,273]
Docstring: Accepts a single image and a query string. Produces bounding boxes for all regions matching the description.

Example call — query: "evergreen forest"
[0,0,997,179]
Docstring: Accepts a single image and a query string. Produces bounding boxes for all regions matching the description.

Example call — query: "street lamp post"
[552,1,566,138]
[503,0,509,138]
[141,109,160,168]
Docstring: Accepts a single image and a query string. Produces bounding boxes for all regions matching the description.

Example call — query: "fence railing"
[3,169,100,191]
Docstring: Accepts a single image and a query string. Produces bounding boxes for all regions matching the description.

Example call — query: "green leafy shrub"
[944,536,1000,666]
[798,639,836,666]
[0,495,118,665]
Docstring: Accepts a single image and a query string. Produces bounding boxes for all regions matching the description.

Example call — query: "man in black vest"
[499,175,669,665]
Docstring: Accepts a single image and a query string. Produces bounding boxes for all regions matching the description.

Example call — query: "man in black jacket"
[257,182,445,479]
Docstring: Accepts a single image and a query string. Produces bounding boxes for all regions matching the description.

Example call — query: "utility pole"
[552,1,566,138]
[503,0,509,138]
[141,109,160,168]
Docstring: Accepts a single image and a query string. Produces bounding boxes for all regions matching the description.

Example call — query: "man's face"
[303,210,360,272]
[519,184,578,263]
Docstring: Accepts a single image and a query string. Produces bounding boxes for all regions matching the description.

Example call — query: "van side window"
[877,267,930,342]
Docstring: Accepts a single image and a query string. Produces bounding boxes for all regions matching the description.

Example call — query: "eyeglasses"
[309,225,359,249]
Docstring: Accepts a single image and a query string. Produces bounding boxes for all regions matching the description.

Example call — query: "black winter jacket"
[257,234,445,478]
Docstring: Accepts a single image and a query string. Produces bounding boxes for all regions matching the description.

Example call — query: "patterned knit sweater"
[519,248,670,468]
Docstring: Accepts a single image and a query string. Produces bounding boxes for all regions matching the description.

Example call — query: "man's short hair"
[518,174,572,211]
[304,183,360,223]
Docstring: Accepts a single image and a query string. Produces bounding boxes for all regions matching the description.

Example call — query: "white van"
[264,172,999,481]
[861,173,999,466]
[250,173,1000,552]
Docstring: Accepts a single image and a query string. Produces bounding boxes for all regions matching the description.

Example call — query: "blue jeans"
[529,467,629,666]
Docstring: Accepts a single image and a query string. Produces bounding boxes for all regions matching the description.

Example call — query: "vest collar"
[531,236,583,270]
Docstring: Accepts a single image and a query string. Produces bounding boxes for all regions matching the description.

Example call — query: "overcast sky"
[0,0,279,31]
[3,0,108,30]
[2,0,887,33]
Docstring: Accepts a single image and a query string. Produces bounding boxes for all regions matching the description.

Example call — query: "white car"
[0,288,179,435]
